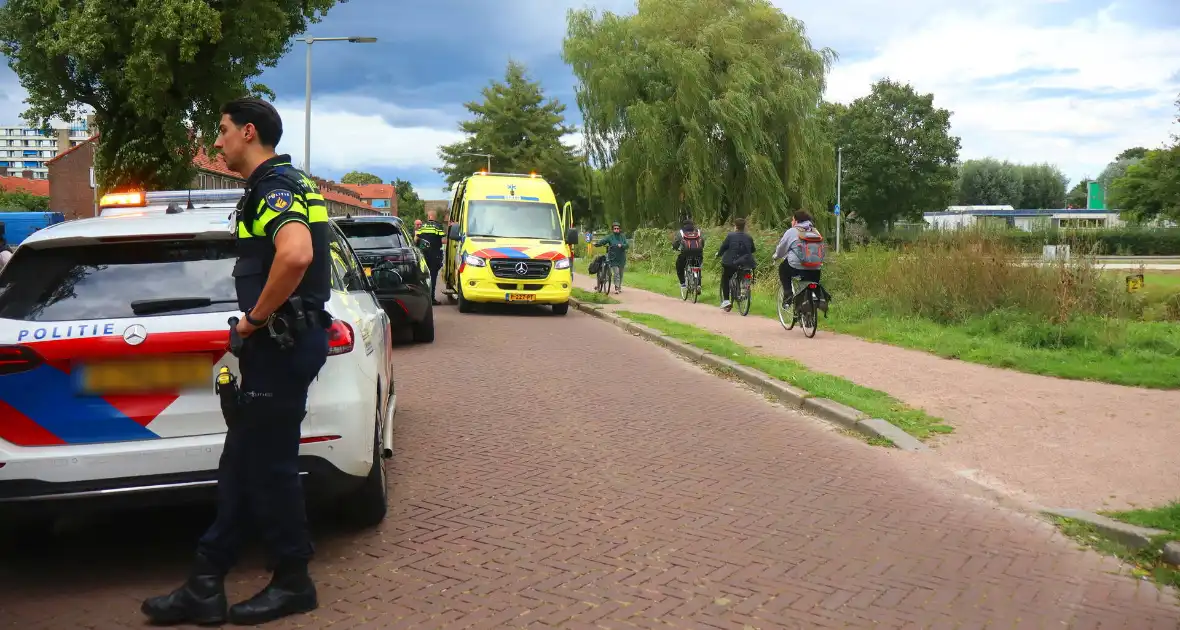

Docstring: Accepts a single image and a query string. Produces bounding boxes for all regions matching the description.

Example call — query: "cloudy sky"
[1,0,1178,201]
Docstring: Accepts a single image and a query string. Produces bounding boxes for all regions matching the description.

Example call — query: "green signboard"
[1087,180,1105,210]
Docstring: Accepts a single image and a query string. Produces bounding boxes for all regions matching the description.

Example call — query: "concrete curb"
[570,298,928,452]
[1042,508,1169,550]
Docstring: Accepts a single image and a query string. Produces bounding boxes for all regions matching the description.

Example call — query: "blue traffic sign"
[834,204,840,215]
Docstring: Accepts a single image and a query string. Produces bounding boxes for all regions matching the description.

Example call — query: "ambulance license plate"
[507,293,535,302]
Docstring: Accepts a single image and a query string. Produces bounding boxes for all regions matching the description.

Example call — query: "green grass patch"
[580,260,1180,389]
[1054,507,1180,588]
[614,309,953,441]
[571,287,618,305]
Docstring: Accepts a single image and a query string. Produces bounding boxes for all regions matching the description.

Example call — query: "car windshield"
[0,240,237,321]
[466,200,561,240]
[338,222,409,250]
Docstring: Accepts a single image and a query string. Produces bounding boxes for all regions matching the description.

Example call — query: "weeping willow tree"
[563,0,835,227]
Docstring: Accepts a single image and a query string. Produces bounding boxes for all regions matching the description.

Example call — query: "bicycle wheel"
[737,275,752,316]
[690,269,700,304]
[777,286,796,330]
[680,275,689,301]
[802,292,818,338]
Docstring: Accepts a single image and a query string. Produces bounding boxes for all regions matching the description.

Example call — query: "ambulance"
[442,172,578,314]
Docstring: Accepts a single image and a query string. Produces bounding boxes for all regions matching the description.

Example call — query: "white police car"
[0,189,396,527]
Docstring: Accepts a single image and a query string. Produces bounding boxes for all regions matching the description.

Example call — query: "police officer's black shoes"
[227,561,317,626]
[141,555,228,626]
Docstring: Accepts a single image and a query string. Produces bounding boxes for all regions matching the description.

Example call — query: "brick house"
[48,134,377,220]
[338,183,397,215]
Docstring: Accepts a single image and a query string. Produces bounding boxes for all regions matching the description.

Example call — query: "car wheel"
[412,302,436,343]
[339,408,388,529]
[552,301,569,316]
[457,284,474,313]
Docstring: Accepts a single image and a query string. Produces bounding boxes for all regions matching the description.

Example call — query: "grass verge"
[1054,504,1180,588]
[579,261,1180,389]
[571,287,618,305]
[613,309,953,440]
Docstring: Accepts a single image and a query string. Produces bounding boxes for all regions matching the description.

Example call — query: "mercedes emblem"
[122,324,148,346]
[515,262,529,276]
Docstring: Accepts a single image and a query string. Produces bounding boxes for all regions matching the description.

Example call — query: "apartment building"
[338,183,397,215]
[0,121,92,179]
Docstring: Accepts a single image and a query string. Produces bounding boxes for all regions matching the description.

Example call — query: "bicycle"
[681,259,702,303]
[777,277,829,338]
[727,267,754,316]
[595,259,612,295]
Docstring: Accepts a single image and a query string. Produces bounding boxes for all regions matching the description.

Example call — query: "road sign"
[1126,274,1144,293]
[834,204,840,215]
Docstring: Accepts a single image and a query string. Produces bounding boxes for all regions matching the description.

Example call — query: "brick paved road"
[1,306,1177,629]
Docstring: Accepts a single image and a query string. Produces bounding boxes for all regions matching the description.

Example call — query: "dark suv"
[333,215,435,343]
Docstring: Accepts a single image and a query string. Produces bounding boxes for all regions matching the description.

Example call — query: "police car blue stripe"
[2,366,160,444]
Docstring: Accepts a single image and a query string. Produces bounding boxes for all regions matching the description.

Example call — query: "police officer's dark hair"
[220,98,283,148]
[793,210,812,223]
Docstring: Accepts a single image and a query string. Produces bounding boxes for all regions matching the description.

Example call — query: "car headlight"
[554,258,571,270]
[463,254,487,267]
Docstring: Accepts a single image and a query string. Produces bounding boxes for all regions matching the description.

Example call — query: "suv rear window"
[338,222,409,250]
[0,240,237,321]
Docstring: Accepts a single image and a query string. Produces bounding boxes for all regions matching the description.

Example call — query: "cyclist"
[772,210,824,308]
[716,217,756,310]
[594,221,628,293]
[672,218,705,290]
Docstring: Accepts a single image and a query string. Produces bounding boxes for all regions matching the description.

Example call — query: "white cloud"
[818,0,1180,183]
[272,96,464,174]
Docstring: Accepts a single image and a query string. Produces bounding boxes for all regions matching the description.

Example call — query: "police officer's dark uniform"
[143,155,332,627]
[415,218,445,303]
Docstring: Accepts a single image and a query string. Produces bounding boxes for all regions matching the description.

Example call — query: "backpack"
[588,254,606,275]
[680,229,703,253]
[795,225,826,269]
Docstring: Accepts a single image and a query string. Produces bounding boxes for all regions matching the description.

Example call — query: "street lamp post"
[462,152,492,172]
[301,36,377,175]
[836,146,842,253]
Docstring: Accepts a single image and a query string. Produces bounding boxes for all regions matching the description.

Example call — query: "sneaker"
[720,300,732,310]
[679,283,686,289]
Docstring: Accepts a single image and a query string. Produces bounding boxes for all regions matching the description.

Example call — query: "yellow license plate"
[364,266,372,277]
[80,356,211,394]
[507,293,535,302]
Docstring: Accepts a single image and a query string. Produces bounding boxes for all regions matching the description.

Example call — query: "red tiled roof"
[0,175,50,196]
[191,146,243,179]
[45,133,99,165]
[339,183,395,199]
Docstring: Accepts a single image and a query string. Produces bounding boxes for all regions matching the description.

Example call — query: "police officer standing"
[142,98,332,626]
[415,209,445,304]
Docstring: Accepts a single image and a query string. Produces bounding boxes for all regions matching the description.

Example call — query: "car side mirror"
[565,227,579,246]
[448,224,460,240]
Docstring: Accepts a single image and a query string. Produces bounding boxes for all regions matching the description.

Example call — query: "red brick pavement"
[1,306,1177,629]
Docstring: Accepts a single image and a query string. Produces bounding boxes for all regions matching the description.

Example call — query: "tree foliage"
[393,178,425,223]
[563,0,835,228]
[956,159,1067,208]
[1066,179,1089,208]
[0,188,49,211]
[436,61,582,212]
[0,0,341,192]
[1109,147,1180,223]
[835,79,960,229]
[1116,146,1149,161]
[341,171,383,185]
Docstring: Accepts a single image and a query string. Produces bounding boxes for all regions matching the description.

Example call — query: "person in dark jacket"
[715,217,756,310]
[671,219,705,289]
[594,222,628,293]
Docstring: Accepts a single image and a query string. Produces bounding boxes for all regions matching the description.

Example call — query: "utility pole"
[835,147,842,253]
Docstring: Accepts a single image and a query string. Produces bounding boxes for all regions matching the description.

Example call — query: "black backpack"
[587,254,607,275]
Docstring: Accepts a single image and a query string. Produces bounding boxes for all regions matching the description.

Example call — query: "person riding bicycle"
[716,217,756,310]
[773,210,824,308]
[594,221,628,293]
[672,219,705,290]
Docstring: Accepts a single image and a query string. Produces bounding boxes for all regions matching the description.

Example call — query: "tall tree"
[836,79,960,229]
[1097,156,1141,198]
[341,171,384,185]
[1109,147,1180,222]
[393,178,426,223]
[0,0,339,192]
[1066,179,1089,208]
[436,61,582,207]
[1116,147,1149,161]
[564,0,835,228]
[957,158,1023,206]
[1017,163,1068,209]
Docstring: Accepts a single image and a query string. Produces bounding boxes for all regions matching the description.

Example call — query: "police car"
[0,189,396,528]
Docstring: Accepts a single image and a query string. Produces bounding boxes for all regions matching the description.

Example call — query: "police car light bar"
[145,189,246,206]
[472,171,544,179]
[98,191,146,207]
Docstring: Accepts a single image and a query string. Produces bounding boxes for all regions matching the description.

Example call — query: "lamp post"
[462,152,493,172]
[301,36,377,174]
[836,146,842,253]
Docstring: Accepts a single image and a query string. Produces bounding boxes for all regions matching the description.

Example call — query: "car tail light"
[327,320,355,356]
[807,283,818,289]
[384,253,407,263]
[744,272,752,279]
[300,435,341,444]
[0,345,43,376]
